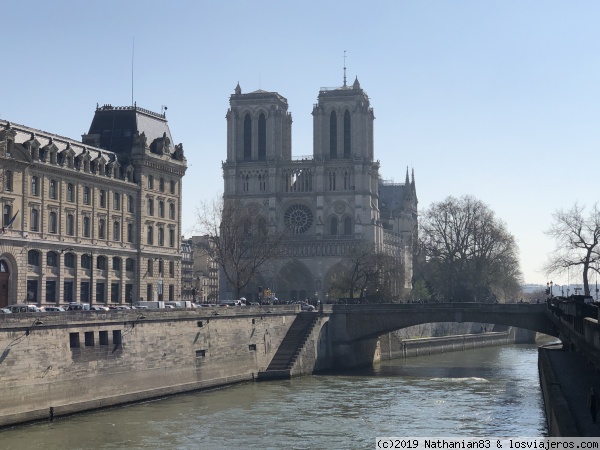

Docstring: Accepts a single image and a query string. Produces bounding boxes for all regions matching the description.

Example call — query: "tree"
[544,202,600,297]
[419,195,522,302]
[328,243,403,302]
[194,197,287,299]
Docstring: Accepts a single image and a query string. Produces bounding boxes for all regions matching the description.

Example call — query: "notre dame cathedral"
[221,76,417,303]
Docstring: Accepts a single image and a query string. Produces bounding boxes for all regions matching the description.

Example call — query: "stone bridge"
[320,303,558,368]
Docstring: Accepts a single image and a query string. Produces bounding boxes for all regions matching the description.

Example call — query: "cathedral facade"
[0,105,186,308]
[222,78,417,303]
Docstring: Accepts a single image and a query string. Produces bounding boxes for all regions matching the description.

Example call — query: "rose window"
[284,204,313,234]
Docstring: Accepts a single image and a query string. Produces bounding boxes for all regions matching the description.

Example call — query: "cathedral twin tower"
[222,78,417,303]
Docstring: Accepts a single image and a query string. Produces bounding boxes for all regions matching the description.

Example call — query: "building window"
[330,217,338,235]
[147,226,154,245]
[97,256,107,271]
[46,280,56,303]
[126,258,135,272]
[30,208,39,231]
[113,330,122,346]
[84,186,90,204]
[158,259,164,276]
[344,216,352,235]
[112,257,121,271]
[28,249,40,266]
[95,282,105,303]
[2,204,12,228]
[81,254,92,269]
[99,331,108,346]
[67,183,74,202]
[98,219,106,239]
[70,333,80,349]
[49,180,57,199]
[148,175,154,189]
[64,253,75,268]
[99,190,106,207]
[67,214,74,235]
[158,200,164,218]
[258,113,266,161]
[47,251,58,267]
[169,203,175,220]
[169,260,174,277]
[169,284,174,302]
[127,223,133,243]
[84,331,94,347]
[169,229,175,247]
[147,259,153,276]
[344,109,351,158]
[114,193,120,210]
[4,170,13,191]
[146,284,152,302]
[49,212,57,233]
[83,216,90,237]
[128,195,134,213]
[244,114,252,161]
[148,198,154,216]
[330,110,337,159]
[31,176,39,196]
[113,221,120,241]
[111,283,119,303]
[159,178,165,192]
[158,228,164,246]
[170,180,175,194]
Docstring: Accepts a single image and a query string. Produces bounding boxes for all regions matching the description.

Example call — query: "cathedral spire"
[405,166,410,185]
[234,82,241,95]
[343,50,347,87]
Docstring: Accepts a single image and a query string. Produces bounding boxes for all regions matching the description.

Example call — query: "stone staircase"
[257,312,319,380]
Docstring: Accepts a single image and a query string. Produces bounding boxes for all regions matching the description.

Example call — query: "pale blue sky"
[2,1,599,286]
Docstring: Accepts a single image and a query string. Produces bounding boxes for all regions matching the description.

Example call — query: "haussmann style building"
[0,104,187,308]
[221,77,418,303]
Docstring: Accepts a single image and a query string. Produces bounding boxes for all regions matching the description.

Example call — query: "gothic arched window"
[330,217,338,235]
[344,216,352,236]
[244,114,252,161]
[344,110,351,158]
[258,113,266,161]
[330,111,337,159]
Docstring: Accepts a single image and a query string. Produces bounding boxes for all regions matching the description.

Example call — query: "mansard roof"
[1,119,118,164]
[84,104,173,155]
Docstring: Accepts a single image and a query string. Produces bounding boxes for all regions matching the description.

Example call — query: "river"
[0,343,549,449]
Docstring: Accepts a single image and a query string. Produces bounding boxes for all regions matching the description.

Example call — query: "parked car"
[112,305,131,310]
[66,303,91,311]
[90,305,109,311]
[0,307,11,314]
[9,304,41,313]
[42,306,66,312]
[299,302,315,312]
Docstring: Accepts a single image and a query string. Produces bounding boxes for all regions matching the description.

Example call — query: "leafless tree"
[544,202,600,297]
[194,197,287,299]
[419,195,522,302]
[329,243,403,302]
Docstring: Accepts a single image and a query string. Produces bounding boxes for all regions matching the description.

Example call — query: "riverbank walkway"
[544,345,600,436]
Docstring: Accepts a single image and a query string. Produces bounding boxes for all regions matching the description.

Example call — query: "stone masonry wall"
[0,307,297,428]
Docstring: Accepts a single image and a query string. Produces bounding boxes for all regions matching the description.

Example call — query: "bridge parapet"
[327,302,557,343]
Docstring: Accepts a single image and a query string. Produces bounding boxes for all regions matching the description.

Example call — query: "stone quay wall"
[0,306,298,428]
[380,331,512,361]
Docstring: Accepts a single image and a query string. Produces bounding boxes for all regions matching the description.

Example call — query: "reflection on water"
[0,344,548,449]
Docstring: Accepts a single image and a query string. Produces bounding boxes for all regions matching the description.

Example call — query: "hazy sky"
[2,1,599,286]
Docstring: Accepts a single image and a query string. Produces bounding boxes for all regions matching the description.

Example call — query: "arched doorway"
[0,260,9,308]
[276,260,314,304]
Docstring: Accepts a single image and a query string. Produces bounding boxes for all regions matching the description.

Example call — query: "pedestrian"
[588,387,598,423]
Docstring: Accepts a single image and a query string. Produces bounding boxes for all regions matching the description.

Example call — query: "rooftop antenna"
[131,36,135,107]
[343,50,347,87]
